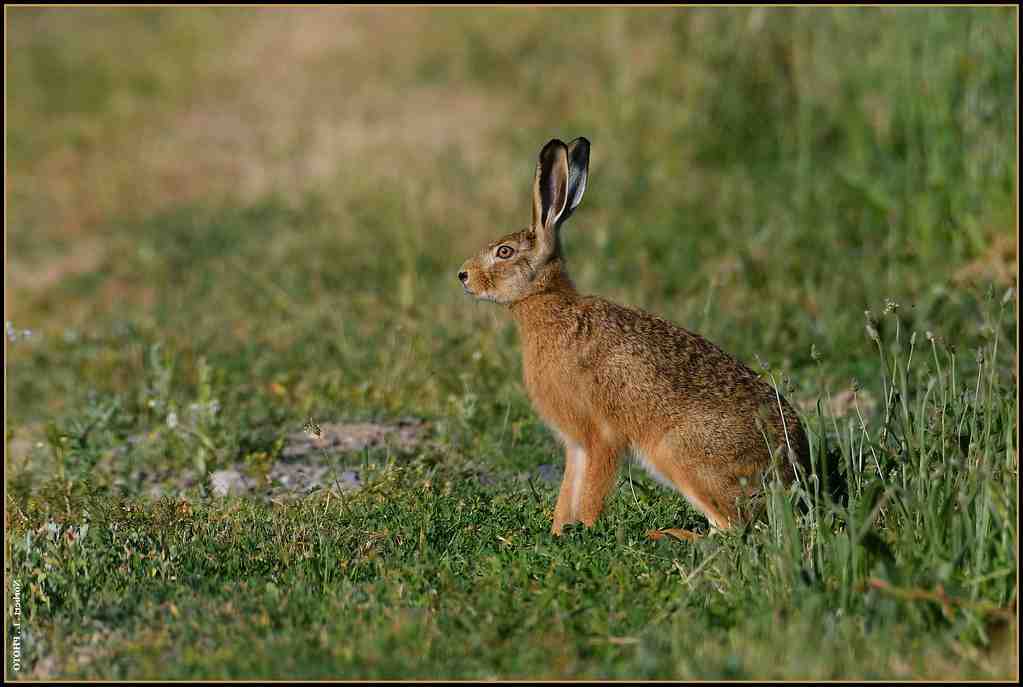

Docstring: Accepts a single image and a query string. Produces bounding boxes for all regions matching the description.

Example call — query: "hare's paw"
[646,528,702,543]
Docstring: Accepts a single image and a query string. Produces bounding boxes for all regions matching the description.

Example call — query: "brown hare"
[458,137,809,536]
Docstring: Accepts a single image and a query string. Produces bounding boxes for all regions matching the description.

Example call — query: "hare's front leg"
[552,443,585,535]
[576,443,623,527]
[551,441,622,534]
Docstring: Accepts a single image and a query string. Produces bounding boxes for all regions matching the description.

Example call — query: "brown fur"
[458,138,809,535]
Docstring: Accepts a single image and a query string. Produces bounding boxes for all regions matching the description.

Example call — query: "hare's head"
[458,138,589,304]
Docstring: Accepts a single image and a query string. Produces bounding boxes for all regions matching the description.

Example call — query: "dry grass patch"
[954,231,1018,288]
[7,8,527,328]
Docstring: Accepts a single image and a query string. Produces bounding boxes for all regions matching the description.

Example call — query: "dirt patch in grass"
[281,418,428,459]
[209,418,428,499]
[81,418,433,501]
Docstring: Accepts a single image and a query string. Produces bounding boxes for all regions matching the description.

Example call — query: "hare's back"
[582,298,807,472]
[582,298,766,400]
[580,298,804,444]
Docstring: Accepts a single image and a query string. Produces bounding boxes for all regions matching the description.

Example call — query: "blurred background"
[4,7,1018,680]
[6,5,1017,486]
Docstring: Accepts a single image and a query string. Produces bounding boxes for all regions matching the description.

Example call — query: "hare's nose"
[458,271,469,284]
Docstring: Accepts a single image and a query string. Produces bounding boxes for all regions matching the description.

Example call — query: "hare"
[457,137,809,535]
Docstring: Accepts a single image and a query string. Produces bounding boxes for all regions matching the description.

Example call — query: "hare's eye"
[496,245,515,259]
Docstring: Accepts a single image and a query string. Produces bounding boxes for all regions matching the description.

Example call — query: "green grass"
[5,6,1018,680]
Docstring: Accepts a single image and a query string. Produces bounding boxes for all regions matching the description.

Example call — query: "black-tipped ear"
[561,137,589,223]
[532,139,570,231]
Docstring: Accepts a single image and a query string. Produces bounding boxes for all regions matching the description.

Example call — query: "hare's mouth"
[462,285,497,302]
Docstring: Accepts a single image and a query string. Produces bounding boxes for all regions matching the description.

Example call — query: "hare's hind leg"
[641,439,738,531]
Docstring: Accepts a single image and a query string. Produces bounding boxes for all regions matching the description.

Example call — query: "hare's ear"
[561,137,590,223]
[531,139,570,235]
